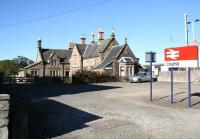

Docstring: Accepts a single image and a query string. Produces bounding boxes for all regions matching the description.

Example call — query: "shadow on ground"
[153,91,200,107]
[173,92,200,106]
[3,84,121,139]
[191,92,200,106]
[29,99,102,139]
[4,83,121,99]
[153,92,186,101]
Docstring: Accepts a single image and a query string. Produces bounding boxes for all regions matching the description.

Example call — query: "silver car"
[129,72,157,83]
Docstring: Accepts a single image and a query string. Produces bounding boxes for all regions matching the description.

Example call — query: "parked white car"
[129,72,157,83]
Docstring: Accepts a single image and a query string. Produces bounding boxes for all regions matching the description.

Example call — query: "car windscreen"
[136,73,146,76]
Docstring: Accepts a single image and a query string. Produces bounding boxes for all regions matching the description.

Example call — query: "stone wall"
[0,93,29,139]
[8,96,29,139]
[83,57,100,70]
[0,94,10,139]
[70,45,83,76]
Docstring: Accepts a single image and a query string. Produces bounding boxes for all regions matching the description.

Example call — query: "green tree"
[13,56,34,68]
[0,60,19,76]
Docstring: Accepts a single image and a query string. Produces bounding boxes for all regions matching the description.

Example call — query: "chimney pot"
[98,28,104,42]
[80,34,86,44]
[91,32,95,44]
[37,37,42,49]
[125,37,128,44]
[111,28,115,38]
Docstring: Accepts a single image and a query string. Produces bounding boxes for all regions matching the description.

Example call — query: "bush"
[34,77,64,86]
[63,77,72,85]
[119,76,129,82]
[34,76,72,86]
[51,77,63,84]
[72,70,119,84]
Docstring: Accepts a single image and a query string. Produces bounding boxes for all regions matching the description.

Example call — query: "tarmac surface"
[7,82,200,139]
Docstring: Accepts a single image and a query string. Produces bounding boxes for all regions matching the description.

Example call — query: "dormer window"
[51,60,58,66]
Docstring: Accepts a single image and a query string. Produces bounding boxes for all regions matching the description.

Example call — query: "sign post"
[164,45,198,107]
[150,54,153,101]
[145,52,156,101]
[170,68,174,104]
[188,67,191,107]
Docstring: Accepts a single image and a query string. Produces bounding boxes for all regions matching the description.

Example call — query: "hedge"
[72,70,119,84]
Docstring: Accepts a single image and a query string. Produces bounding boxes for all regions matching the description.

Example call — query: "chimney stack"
[80,34,86,44]
[91,32,95,44]
[37,37,42,49]
[125,37,128,44]
[111,28,115,38]
[98,28,104,42]
[68,40,75,49]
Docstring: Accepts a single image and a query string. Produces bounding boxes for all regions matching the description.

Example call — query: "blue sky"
[0,0,200,64]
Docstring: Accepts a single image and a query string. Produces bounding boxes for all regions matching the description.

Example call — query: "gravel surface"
[7,82,200,139]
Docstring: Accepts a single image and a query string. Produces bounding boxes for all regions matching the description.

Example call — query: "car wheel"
[138,79,142,83]
[19,77,23,82]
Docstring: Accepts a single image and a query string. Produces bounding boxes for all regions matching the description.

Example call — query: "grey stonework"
[0,94,10,139]
[0,127,8,139]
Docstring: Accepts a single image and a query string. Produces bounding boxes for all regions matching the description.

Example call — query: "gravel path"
[44,82,200,139]
[8,82,200,139]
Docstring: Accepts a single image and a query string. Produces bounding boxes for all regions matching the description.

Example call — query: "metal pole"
[188,67,191,107]
[192,22,195,44]
[150,52,153,101]
[184,14,189,45]
[185,14,192,107]
[170,68,173,104]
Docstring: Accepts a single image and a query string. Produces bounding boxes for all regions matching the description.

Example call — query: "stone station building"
[21,29,140,77]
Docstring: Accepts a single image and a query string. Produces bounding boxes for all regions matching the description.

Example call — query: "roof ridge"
[75,43,86,56]
[83,44,90,57]
[115,45,126,58]
[42,48,68,51]
[93,46,116,69]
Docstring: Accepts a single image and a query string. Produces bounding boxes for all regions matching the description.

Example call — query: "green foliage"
[35,77,72,86]
[13,56,34,68]
[72,70,119,84]
[0,56,34,76]
[63,77,72,85]
[0,60,19,76]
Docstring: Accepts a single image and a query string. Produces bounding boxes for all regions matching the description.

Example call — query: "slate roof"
[83,43,99,58]
[40,48,72,63]
[94,45,125,69]
[98,38,113,53]
[83,38,118,59]
[24,61,42,69]
[76,44,86,56]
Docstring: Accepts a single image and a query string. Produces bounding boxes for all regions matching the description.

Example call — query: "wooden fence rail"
[3,77,35,84]
[2,76,72,85]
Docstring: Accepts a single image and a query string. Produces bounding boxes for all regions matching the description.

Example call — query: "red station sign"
[164,45,198,67]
